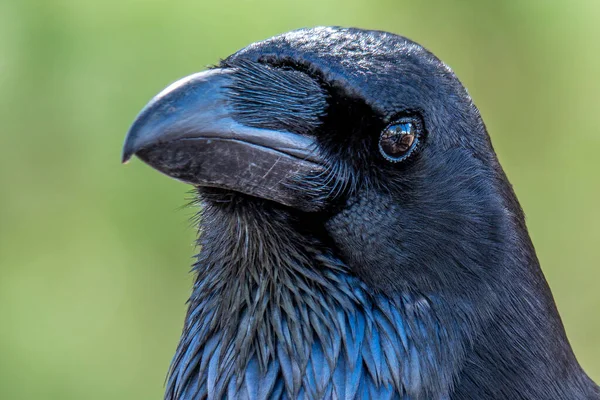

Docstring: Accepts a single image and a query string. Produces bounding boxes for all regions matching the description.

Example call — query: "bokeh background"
[1,0,599,398]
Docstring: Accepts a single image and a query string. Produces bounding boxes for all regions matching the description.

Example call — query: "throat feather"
[165,201,462,399]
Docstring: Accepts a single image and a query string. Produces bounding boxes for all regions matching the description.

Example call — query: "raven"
[122,27,599,399]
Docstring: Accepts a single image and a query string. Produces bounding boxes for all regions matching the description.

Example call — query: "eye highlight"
[378,117,422,162]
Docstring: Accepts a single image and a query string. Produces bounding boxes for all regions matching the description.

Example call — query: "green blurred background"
[0,0,598,398]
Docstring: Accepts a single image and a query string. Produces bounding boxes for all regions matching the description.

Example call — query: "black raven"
[122,27,599,399]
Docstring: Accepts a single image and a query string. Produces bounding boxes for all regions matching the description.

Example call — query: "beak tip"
[121,151,133,164]
[121,141,135,164]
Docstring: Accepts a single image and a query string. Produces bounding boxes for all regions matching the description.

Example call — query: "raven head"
[123,27,512,294]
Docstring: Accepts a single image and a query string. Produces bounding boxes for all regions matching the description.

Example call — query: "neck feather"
[164,198,471,400]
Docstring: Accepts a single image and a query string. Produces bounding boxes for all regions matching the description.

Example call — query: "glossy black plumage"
[123,27,599,399]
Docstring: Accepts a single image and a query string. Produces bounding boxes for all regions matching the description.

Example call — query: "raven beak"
[122,69,326,211]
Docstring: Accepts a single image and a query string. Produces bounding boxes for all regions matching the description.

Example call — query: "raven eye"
[378,118,422,162]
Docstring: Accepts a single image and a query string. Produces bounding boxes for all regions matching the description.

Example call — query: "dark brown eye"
[378,118,422,162]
